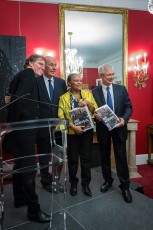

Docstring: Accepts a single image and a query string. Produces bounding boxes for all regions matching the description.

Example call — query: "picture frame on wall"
[0,35,26,121]
[96,79,102,86]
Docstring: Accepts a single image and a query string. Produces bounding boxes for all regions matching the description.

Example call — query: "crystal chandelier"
[65,32,83,79]
[148,0,153,14]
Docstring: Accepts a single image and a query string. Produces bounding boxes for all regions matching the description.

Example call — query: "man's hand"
[115,117,125,128]
[5,95,11,104]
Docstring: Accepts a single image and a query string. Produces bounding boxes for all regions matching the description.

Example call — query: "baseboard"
[136,153,153,165]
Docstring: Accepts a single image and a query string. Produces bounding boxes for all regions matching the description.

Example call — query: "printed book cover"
[95,104,120,131]
[70,106,94,131]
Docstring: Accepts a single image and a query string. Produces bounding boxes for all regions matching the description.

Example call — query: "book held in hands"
[70,106,94,131]
[95,104,120,131]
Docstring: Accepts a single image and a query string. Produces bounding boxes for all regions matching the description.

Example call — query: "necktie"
[106,86,113,110]
[48,80,54,102]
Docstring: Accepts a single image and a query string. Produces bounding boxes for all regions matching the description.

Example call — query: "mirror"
[59,4,128,88]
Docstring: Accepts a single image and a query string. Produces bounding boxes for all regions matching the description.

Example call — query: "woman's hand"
[78,99,95,114]
[70,123,85,135]
[94,113,102,121]
[78,99,88,107]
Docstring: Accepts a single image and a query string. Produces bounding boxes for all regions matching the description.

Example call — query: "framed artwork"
[96,79,102,86]
[0,36,26,121]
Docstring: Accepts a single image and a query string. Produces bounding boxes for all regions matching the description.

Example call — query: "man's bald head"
[44,56,57,79]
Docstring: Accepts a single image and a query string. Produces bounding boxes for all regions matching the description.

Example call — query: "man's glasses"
[105,73,115,77]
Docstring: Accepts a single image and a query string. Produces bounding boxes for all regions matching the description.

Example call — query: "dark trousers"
[37,132,63,185]
[13,169,40,212]
[98,129,130,189]
[12,129,40,213]
[67,129,93,187]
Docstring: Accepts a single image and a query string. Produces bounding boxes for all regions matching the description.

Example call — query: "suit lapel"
[38,77,50,103]
[112,84,118,111]
[98,86,106,105]
[53,77,58,104]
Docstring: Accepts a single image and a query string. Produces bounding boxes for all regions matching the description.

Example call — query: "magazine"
[95,104,120,131]
[70,106,94,131]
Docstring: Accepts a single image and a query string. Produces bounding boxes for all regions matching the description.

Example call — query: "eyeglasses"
[105,73,115,77]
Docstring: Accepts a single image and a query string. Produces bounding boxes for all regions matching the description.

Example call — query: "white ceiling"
[13,0,149,11]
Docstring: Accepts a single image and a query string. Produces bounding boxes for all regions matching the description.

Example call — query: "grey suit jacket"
[92,84,133,142]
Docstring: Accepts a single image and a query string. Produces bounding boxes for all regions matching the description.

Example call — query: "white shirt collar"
[43,75,54,83]
[102,84,113,91]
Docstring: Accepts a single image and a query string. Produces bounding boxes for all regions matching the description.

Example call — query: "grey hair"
[67,73,80,83]
[98,64,114,75]
[24,54,45,69]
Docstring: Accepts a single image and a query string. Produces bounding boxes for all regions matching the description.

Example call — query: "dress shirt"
[43,75,54,99]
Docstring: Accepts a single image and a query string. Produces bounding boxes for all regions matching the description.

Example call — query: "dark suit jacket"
[92,84,133,142]
[7,68,39,122]
[36,76,67,137]
[3,68,39,157]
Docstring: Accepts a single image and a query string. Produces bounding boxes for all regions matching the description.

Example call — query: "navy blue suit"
[92,84,133,188]
[37,76,67,119]
[36,76,67,184]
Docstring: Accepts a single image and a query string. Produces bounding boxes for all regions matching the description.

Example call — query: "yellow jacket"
[58,89,98,134]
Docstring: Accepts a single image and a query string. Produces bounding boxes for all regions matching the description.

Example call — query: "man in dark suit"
[36,56,67,193]
[3,54,50,222]
[92,63,133,203]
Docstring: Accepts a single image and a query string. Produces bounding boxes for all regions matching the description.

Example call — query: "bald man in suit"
[36,56,67,192]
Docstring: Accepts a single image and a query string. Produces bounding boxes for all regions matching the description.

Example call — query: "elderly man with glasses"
[92,63,133,203]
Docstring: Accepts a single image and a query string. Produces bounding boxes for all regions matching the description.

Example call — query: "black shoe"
[14,200,27,208]
[121,188,132,203]
[59,183,64,193]
[43,184,53,193]
[43,183,64,194]
[100,180,113,192]
[82,185,92,197]
[27,210,51,223]
[42,182,57,193]
[40,174,52,185]
[70,185,77,196]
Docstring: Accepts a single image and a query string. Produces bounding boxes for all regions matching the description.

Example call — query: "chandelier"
[148,0,153,14]
[65,32,83,79]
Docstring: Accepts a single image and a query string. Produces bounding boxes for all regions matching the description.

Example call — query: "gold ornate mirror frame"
[59,4,128,87]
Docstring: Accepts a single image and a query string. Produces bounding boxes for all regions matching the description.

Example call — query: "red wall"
[83,68,99,89]
[0,0,60,75]
[0,1,153,155]
[128,10,153,154]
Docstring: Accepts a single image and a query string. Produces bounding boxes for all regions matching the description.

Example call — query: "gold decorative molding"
[59,4,128,87]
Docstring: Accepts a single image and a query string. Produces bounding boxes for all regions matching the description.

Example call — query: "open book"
[95,104,120,131]
[70,106,94,131]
